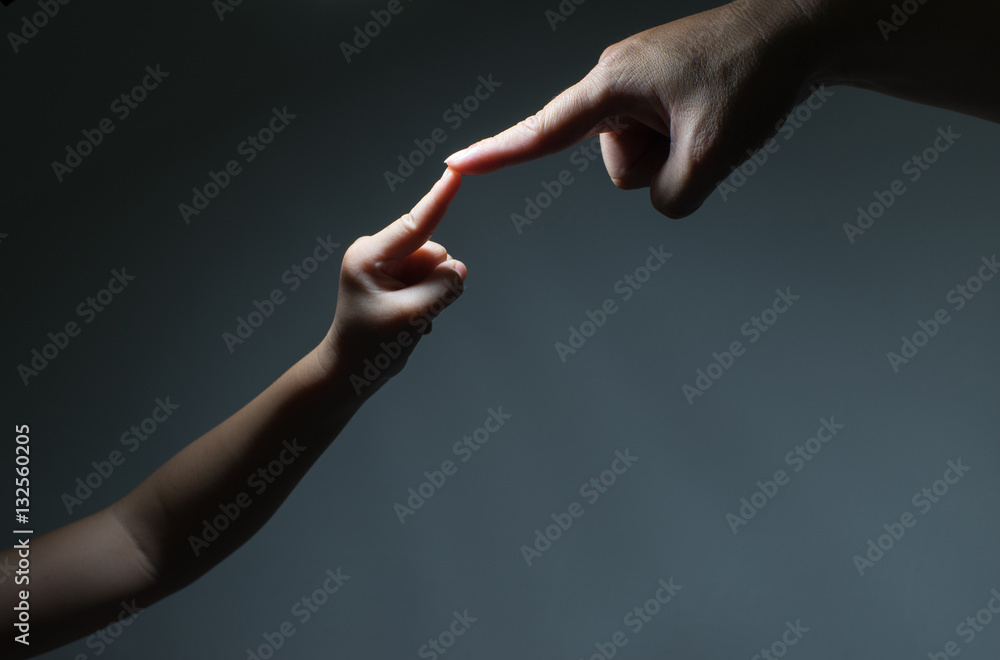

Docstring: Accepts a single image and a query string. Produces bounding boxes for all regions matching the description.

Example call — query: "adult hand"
[445,0,1000,218]
[446,2,820,218]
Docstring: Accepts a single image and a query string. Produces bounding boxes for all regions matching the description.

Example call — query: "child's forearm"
[5,341,366,658]
[2,169,464,659]
[116,340,364,593]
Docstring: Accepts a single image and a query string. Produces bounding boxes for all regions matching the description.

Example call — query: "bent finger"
[381,241,449,285]
[600,122,672,190]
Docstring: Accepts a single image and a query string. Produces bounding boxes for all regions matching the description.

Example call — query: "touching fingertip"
[453,260,467,280]
[438,166,462,186]
[445,147,469,164]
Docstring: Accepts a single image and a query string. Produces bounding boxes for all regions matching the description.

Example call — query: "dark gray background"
[3,0,999,658]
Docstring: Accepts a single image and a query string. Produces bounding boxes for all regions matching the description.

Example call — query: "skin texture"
[445,0,1000,217]
[6,2,999,654]
[0,168,467,659]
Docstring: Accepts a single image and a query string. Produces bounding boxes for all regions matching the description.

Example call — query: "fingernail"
[452,260,467,280]
[445,148,469,164]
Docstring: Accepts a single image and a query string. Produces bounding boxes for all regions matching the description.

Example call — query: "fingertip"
[444,147,470,166]
[435,166,462,195]
[445,144,494,175]
[452,259,467,281]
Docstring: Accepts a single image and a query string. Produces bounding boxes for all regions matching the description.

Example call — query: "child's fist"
[323,168,467,395]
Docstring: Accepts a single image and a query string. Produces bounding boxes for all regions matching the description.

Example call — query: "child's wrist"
[311,331,398,406]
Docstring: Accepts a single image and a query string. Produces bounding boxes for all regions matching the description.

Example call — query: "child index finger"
[371,168,462,261]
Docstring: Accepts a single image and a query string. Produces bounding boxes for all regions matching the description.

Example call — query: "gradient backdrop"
[3,0,1000,658]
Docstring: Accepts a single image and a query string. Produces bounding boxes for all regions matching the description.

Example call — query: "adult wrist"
[727,0,845,92]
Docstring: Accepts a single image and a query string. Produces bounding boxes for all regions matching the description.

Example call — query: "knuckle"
[517,113,547,138]
[591,43,644,99]
[597,42,623,68]
[340,237,373,277]
[344,236,371,261]
[597,39,642,74]
[398,213,416,231]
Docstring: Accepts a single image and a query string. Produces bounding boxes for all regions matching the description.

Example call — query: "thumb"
[445,72,614,175]
[647,123,716,219]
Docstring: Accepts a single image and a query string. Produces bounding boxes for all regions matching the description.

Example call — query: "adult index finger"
[444,74,615,175]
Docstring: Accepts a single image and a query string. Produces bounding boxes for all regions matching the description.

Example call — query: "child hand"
[322,168,467,396]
